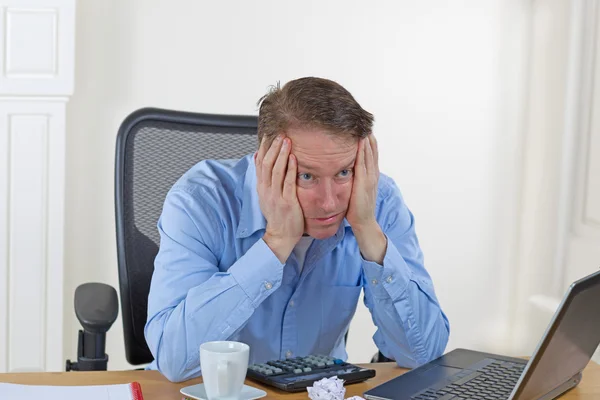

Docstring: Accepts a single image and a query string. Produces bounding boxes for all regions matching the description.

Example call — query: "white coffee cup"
[200,341,250,400]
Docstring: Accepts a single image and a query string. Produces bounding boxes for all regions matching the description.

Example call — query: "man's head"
[257,77,374,239]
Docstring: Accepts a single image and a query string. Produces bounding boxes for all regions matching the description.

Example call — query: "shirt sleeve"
[144,186,284,382]
[360,179,450,368]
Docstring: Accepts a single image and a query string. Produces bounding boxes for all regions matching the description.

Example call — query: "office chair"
[66,107,390,371]
[66,108,259,370]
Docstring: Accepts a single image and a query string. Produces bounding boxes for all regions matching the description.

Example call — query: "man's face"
[286,127,358,240]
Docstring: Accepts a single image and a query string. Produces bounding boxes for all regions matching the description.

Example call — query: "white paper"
[0,382,134,400]
[307,376,346,400]
[306,377,366,400]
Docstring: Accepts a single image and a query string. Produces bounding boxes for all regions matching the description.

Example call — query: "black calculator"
[246,354,376,392]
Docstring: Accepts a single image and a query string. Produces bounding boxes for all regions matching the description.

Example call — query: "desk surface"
[0,362,599,399]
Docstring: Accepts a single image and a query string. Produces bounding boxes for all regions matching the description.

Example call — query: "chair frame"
[114,108,258,365]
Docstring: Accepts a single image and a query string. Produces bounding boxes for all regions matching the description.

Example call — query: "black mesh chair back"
[115,108,258,365]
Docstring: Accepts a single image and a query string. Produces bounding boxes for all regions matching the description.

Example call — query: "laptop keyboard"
[411,359,526,400]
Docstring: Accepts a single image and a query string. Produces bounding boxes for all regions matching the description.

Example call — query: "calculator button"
[293,368,303,374]
[303,367,312,372]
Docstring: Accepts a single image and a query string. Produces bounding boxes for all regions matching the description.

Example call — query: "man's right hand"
[255,135,304,263]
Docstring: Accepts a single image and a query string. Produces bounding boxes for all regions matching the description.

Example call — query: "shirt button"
[286,350,293,358]
[289,300,295,307]
[264,282,273,290]
[371,279,378,285]
[386,276,393,283]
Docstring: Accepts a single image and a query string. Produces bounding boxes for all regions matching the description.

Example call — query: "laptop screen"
[513,271,600,400]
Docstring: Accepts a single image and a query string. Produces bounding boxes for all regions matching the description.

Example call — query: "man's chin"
[304,223,341,240]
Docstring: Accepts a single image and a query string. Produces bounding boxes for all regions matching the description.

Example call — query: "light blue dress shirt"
[145,154,450,382]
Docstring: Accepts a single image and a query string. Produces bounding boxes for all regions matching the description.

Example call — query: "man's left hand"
[347,134,387,264]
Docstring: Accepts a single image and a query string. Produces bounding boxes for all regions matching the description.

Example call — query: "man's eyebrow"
[343,159,356,169]
[297,163,318,172]
[337,160,356,171]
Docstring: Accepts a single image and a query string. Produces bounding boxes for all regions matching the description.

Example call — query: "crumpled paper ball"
[306,376,365,400]
[307,376,346,400]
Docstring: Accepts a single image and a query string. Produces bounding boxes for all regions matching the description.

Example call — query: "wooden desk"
[0,362,599,399]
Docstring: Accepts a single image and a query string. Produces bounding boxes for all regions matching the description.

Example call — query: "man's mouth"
[313,213,341,223]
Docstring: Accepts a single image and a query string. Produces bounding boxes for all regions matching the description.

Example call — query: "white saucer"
[180,383,267,400]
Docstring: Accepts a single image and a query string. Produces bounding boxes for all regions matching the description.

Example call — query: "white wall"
[65,0,532,370]
[510,0,573,356]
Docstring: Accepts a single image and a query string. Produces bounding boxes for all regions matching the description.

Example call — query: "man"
[144,77,450,382]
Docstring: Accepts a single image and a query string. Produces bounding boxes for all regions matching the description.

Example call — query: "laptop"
[364,269,600,400]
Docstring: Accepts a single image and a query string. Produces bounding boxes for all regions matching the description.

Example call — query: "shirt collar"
[235,154,352,239]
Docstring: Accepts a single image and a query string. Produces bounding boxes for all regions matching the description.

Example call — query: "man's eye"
[338,169,352,177]
[298,173,313,181]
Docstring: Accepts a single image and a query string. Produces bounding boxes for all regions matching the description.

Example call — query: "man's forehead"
[286,126,358,170]
[295,153,356,172]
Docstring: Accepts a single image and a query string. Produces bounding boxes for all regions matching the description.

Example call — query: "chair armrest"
[74,282,118,333]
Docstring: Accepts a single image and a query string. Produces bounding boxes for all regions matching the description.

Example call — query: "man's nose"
[318,180,338,212]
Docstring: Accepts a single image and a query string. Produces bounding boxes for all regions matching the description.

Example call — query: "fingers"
[260,135,283,187]
[255,137,269,185]
[365,135,375,177]
[257,137,268,162]
[255,139,266,185]
[362,134,380,181]
[271,137,290,190]
[369,134,379,171]
[283,153,297,200]
[354,137,366,178]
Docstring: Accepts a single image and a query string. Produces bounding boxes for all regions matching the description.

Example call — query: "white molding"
[562,2,600,367]
[45,101,65,372]
[515,2,600,363]
[510,0,574,356]
[0,0,74,96]
[568,0,600,240]
[556,0,600,365]
[7,112,50,372]
[5,8,58,77]
[582,12,600,227]
[0,101,7,374]
[552,0,597,295]
[0,0,73,374]
[0,96,70,102]
[0,100,66,372]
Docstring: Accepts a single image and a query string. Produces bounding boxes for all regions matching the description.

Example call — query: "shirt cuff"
[229,238,285,307]
[362,234,412,301]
